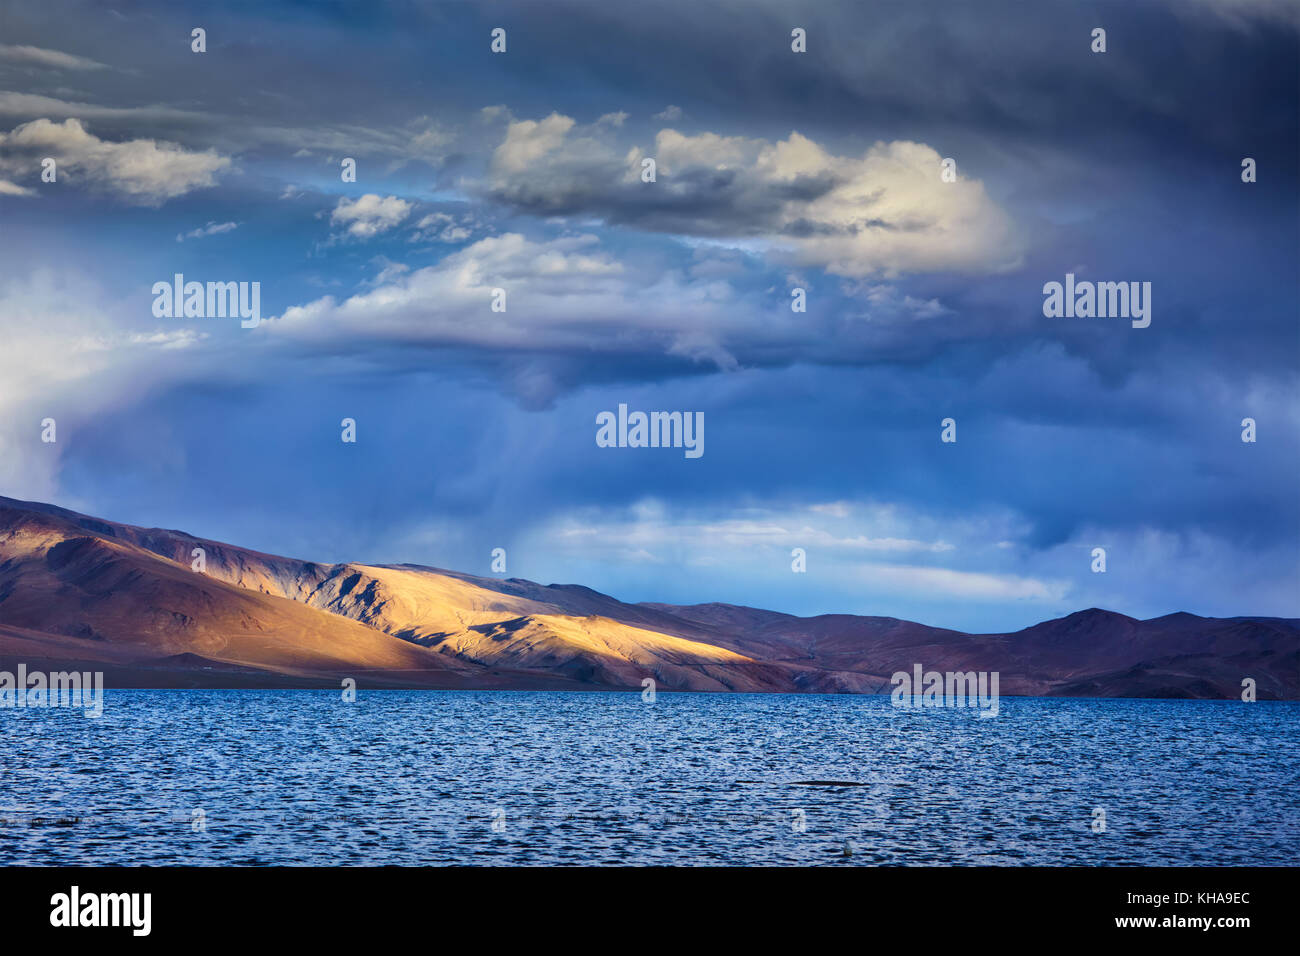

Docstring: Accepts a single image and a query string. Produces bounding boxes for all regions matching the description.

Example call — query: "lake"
[1,690,1296,865]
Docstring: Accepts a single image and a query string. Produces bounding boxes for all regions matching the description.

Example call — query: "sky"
[0,0,1296,632]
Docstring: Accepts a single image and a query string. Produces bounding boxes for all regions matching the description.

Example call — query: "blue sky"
[0,0,1296,631]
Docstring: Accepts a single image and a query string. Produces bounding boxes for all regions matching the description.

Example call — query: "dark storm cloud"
[0,0,1295,628]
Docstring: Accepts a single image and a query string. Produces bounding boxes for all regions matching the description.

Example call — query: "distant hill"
[1,495,1295,698]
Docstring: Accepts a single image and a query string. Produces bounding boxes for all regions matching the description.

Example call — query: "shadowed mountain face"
[0,495,1295,698]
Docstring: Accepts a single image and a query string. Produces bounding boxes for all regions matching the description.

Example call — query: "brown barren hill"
[0,496,1295,697]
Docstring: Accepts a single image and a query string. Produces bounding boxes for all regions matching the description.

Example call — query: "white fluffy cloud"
[753,135,1021,278]
[273,232,761,376]
[491,112,576,176]
[263,228,988,392]
[329,193,412,238]
[0,117,230,204]
[484,115,1022,278]
[410,211,477,243]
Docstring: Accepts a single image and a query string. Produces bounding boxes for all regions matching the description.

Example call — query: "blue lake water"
[1,690,1297,865]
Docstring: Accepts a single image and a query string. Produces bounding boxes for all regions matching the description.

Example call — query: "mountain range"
[0,495,1295,698]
